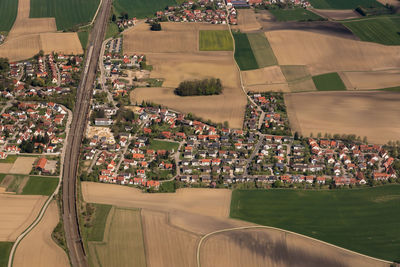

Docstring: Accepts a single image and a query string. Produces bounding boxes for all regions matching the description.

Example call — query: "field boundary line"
[196,225,393,267]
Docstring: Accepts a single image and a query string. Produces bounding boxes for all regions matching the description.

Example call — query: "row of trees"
[175,78,223,96]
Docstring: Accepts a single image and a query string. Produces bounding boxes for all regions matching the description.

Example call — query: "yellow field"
[0,193,46,241]
[0,0,83,61]
[285,91,400,144]
[266,30,400,75]
[13,201,69,267]
[89,207,146,267]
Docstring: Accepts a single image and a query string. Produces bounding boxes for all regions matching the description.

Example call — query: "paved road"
[62,0,111,266]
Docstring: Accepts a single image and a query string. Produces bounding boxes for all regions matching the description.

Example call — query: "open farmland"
[266,30,400,75]
[9,157,36,175]
[13,201,69,267]
[247,33,277,67]
[312,9,361,20]
[269,7,324,21]
[21,176,58,196]
[341,69,400,90]
[242,66,289,92]
[285,91,400,144]
[308,0,382,9]
[0,193,46,241]
[343,16,400,45]
[231,186,400,262]
[234,9,261,32]
[233,31,258,70]
[0,0,18,32]
[30,0,100,30]
[199,30,233,51]
[114,0,176,19]
[89,207,146,267]
[0,242,13,267]
[312,72,347,91]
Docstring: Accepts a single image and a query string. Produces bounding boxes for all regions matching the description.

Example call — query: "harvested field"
[312,9,361,20]
[234,9,261,32]
[200,228,388,267]
[281,65,311,82]
[82,182,231,218]
[341,70,400,90]
[285,91,400,143]
[0,163,12,174]
[288,78,317,92]
[9,157,36,175]
[123,22,228,54]
[89,207,146,267]
[0,0,83,61]
[0,194,46,241]
[142,210,199,267]
[242,66,287,89]
[13,201,69,267]
[266,30,400,75]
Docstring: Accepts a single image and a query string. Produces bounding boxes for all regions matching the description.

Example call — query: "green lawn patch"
[113,0,176,19]
[30,0,100,30]
[268,7,324,22]
[0,0,18,32]
[21,176,58,196]
[0,155,17,163]
[343,16,400,45]
[232,31,259,71]
[247,33,277,67]
[308,0,382,9]
[148,139,179,151]
[78,30,89,50]
[87,204,112,242]
[312,72,347,91]
[199,30,233,51]
[105,22,120,40]
[0,242,13,267]
[0,174,6,183]
[230,185,400,262]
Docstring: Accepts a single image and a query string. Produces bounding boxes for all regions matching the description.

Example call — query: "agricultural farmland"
[30,0,100,30]
[234,9,261,32]
[268,7,324,22]
[0,242,13,267]
[247,33,277,68]
[308,0,382,9]
[232,31,258,70]
[285,91,400,144]
[341,69,400,90]
[21,176,58,196]
[113,0,176,19]
[230,186,400,262]
[343,16,400,45]
[312,72,347,91]
[199,30,233,51]
[0,0,18,32]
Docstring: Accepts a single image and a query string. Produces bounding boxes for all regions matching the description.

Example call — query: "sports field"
[30,0,100,30]
[312,72,347,91]
[21,176,58,196]
[343,16,400,45]
[247,33,277,67]
[269,7,324,21]
[309,0,382,9]
[231,185,400,262]
[232,31,258,71]
[199,30,233,51]
[0,0,18,32]
[114,0,175,19]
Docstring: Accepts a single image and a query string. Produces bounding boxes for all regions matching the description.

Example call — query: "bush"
[150,23,161,31]
[175,78,222,96]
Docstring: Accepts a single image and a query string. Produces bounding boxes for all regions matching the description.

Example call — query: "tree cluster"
[175,78,223,96]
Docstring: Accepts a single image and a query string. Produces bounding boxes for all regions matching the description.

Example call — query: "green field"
[230,185,400,262]
[21,176,58,196]
[312,72,347,91]
[199,30,233,51]
[0,0,18,32]
[105,22,120,40]
[247,33,277,68]
[87,204,112,241]
[309,0,382,9]
[233,31,259,71]
[343,16,400,45]
[30,0,100,30]
[78,30,89,50]
[0,242,13,267]
[0,155,17,163]
[148,139,179,151]
[269,7,324,22]
[114,0,176,19]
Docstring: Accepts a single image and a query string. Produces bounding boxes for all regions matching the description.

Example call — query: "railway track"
[62,0,111,266]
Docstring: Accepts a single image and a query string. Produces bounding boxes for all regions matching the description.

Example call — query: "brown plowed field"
[200,228,388,267]
[285,91,400,144]
[13,201,69,267]
[232,9,261,32]
[9,157,36,175]
[341,70,400,90]
[266,30,400,75]
[242,66,287,87]
[0,194,46,241]
[0,0,83,61]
